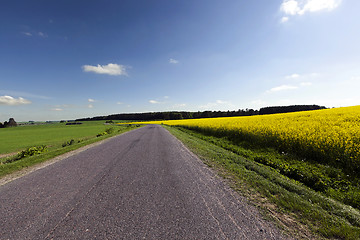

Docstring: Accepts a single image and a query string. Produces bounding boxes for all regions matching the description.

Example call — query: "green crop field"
[0,121,140,177]
[0,121,124,154]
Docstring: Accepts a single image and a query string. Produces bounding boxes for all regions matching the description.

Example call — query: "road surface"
[0,125,288,239]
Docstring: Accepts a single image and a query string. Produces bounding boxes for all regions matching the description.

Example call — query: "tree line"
[259,105,326,115]
[76,105,326,122]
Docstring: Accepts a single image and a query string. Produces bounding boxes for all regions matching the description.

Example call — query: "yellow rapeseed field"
[134,105,360,172]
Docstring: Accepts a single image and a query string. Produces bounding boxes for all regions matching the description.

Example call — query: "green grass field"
[0,121,124,154]
[0,121,140,177]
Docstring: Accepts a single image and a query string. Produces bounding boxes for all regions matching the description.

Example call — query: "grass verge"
[0,124,141,178]
[164,125,360,240]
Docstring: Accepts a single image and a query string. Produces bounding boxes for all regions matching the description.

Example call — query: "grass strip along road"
[0,125,287,239]
[164,125,360,239]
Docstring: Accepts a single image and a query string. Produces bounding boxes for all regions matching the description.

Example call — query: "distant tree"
[170,112,183,120]
[0,122,3,128]
[201,111,212,118]
[163,112,170,120]
[182,112,193,119]
[6,118,18,127]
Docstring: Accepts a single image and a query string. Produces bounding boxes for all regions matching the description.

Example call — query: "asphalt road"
[0,125,288,239]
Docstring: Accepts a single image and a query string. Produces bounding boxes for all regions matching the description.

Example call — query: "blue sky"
[1,0,360,121]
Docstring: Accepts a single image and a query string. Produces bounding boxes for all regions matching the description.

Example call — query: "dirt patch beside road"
[0,152,18,159]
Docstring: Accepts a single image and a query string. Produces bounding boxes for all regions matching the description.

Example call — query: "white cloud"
[82,63,128,76]
[285,73,300,79]
[87,99,96,108]
[173,103,186,108]
[285,73,320,80]
[51,108,63,111]
[149,96,170,104]
[267,85,298,92]
[0,95,31,105]
[38,32,48,38]
[350,76,360,83]
[169,58,179,64]
[302,0,341,13]
[267,80,313,93]
[0,90,50,99]
[116,102,123,105]
[199,100,235,110]
[22,32,32,36]
[280,0,341,20]
[300,81,313,86]
[281,17,289,23]
[281,0,301,15]
[215,100,228,104]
